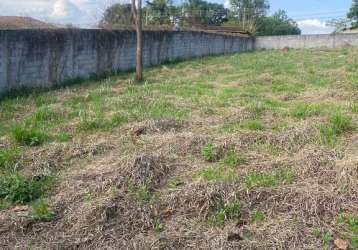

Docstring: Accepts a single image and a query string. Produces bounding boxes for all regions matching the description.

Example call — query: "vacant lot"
[0,48,357,249]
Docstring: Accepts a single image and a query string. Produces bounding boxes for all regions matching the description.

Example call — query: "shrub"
[0,174,54,204]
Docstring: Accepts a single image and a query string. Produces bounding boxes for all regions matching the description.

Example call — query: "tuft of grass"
[221,150,246,167]
[0,174,54,204]
[240,119,264,131]
[322,232,333,248]
[320,111,354,147]
[209,201,241,227]
[154,220,164,233]
[0,147,21,171]
[201,144,221,162]
[31,199,55,221]
[290,103,324,119]
[244,169,294,189]
[127,183,152,202]
[11,124,49,146]
[196,166,239,183]
[337,213,358,248]
[251,209,265,223]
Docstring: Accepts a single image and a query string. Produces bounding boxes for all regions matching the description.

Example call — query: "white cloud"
[297,18,334,34]
[0,0,127,27]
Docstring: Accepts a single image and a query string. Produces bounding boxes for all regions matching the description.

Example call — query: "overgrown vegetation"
[0,48,357,249]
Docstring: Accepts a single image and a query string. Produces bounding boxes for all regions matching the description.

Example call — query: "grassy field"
[0,48,357,249]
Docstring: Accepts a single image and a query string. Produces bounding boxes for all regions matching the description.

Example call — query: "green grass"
[320,111,354,147]
[0,173,54,204]
[239,119,265,131]
[244,169,294,189]
[290,103,325,119]
[209,201,241,227]
[196,166,239,183]
[337,213,358,249]
[201,144,221,162]
[251,209,265,223]
[31,199,55,221]
[11,124,49,146]
[0,147,21,171]
[220,150,246,167]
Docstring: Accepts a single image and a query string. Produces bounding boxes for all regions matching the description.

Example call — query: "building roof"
[0,16,57,29]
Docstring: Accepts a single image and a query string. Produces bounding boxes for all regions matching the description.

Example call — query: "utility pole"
[131,0,143,81]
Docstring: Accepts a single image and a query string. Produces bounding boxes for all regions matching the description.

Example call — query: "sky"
[0,0,354,34]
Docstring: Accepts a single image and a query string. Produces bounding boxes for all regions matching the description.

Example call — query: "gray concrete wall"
[255,33,358,49]
[0,29,254,94]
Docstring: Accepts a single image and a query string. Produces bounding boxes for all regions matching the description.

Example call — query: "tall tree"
[348,0,358,28]
[100,3,133,28]
[132,0,143,81]
[257,10,301,36]
[144,0,173,25]
[229,0,269,33]
[182,0,228,27]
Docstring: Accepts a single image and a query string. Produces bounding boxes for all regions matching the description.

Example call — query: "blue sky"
[0,0,354,33]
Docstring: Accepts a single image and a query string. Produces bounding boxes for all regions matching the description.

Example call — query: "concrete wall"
[0,29,254,94]
[255,33,358,49]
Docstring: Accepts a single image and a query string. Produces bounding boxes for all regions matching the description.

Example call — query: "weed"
[0,174,54,204]
[196,166,239,183]
[154,220,164,233]
[32,199,55,221]
[290,103,324,119]
[209,201,241,227]
[201,144,220,162]
[11,124,49,146]
[221,150,246,167]
[128,182,152,202]
[320,111,354,147]
[251,209,265,223]
[322,232,333,248]
[0,147,21,171]
[313,228,321,238]
[244,169,294,189]
[240,119,264,131]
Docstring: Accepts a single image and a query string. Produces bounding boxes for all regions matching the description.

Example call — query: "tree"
[257,10,301,36]
[229,0,269,32]
[348,0,358,28]
[327,18,351,33]
[100,3,133,28]
[131,0,143,81]
[144,0,173,25]
[182,0,228,27]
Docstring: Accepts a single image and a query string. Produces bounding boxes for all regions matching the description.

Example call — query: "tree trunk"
[132,0,143,81]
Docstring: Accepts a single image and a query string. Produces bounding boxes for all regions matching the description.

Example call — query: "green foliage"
[320,111,354,147]
[0,174,54,204]
[348,0,358,28]
[197,166,239,183]
[32,199,55,221]
[209,201,241,227]
[100,3,133,28]
[257,10,301,36]
[221,150,246,167]
[244,169,294,189]
[154,220,164,233]
[201,144,216,162]
[290,103,324,119]
[251,209,265,223]
[11,124,48,146]
[322,232,333,247]
[0,147,21,171]
[337,213,358,248]
[127,181,153,202]
[239,119,264,131]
